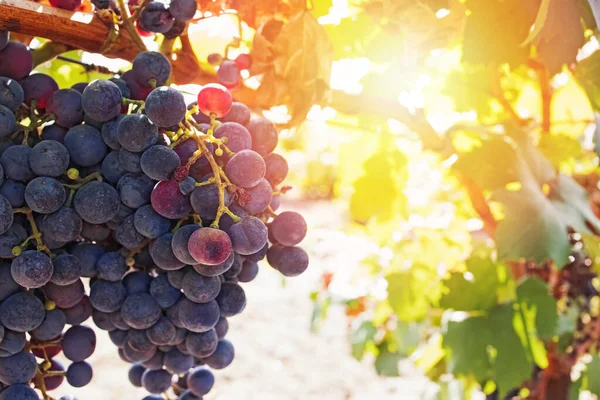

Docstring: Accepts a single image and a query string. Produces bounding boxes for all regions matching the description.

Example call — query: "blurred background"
[13,0,600,398]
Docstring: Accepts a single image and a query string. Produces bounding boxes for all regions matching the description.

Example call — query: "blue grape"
[223,253,243,279]
[164,18,187,39]
[11,250,53,289]
[225,149,266,188]
[66,361,93,387]
[110,310,130,330]
[51,254,82,285]
[0,351,37,384]
[140,145,180,180]
[116,214,146,248]
[0,195,11,236]
[132,51,171,87]
[30,140,70,177]
[127,329,155,352]
[62,325,96,362]
[220,102,251,125]
[30,309,66,341]
[139,2,175,33]
[0,224,26,259]
[92,310,116,331]
[203,339,234,369]
[71,243,104,278]
[47,89,84,127]
[134,204,171,238]
[150,233,185,270]
[71,82,88,93]
[0,41,32,77]
[164,348,193,374]
[185,330,217,358]
[20,73,58,109]
[109,77,131,98]
[109,328,128,347]
[171,225,200,265]
[169,0,197,21]
[123,271,151,295]
[145,86,186,128]
[240,178,272,214]
[1,145,33,181]
[118,113,159,152]
[96,251,127,282]
[182,270,221,303]
[264,153,288,187]
[192,251,234,277]
[147,316,176,346]
[219,203,248,233]
[179,176,196,196]
[0,383,38,399]
[228,216,268,255]
[121,293,161,329]
[0,77,24,111]
[61,296,93,325]
[82,79,122,122]
[141,349,164,370]
[41,123,68,143]
[64,124,107,166]
[129,364,146,387]
[190,176,232,219]
[0,31,8,52]
[111,202,134,224]
[43,280,85,308]
[267,244,309,277]
[215,282,246,317]
[0,292,44,332]
[178,389,202,400]
[0,330,25,356]
[270,211,307,246]
[118,173,154,209]
[24,177,66,214]
[178,298,220,333]
[89,279,126,312]
[238,260,259,283]
[245,242,268,263]
[101,114,124,150]
[214,316,228,339]
[141,368,173,394]
[0,180,23,208]
[150,274,181,308]
[102,151,126,184]
[0,105,15,137]
[186,367,214,396]
[217,60,240,88]
[246,118,278,156]
[213,122,252,153]
[74,181,120,224]
[166,267,188,290]
[119,148,143,173]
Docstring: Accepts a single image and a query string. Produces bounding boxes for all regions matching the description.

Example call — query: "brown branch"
[0,0,141,60]
[528,58,553,134]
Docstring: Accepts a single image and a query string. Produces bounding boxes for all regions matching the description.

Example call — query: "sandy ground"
[51,201,429,400]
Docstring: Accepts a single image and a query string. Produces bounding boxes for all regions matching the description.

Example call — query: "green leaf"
[310,0,332,18]
[582,234,600,274]
[439,254,499,311]
[386,264,437,322]
[516,277,558,339]
[453,136,519,191]
[549,175,600,235]
[462,0,538,67]
[576,51,600,112]
[587,355,600,396]
[442,313,492,382]
[568,373,583,400]
[522,0,551,45]
[487,304,533,397]
[374,341,401,376]
[538,134,583,169]
[350,321,377,361]
[493,185,571,267]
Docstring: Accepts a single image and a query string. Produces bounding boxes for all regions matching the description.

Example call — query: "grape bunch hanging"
[0,31,309,400]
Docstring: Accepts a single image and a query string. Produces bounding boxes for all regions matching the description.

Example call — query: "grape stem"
[116,0,147,52]
[13,208,53,256]
[171,216,189,233]
[62,171,103,190]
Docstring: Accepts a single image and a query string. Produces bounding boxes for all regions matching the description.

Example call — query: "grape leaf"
[516,277,558,339]
[462,0,538,67]
[581,234,600,274]
[386,264,437,322]
[350,320,377,361]
[439,254,499,311]
[487,303,533,397]
[538,134,582,169]
[374,340,401,376]
[587,355,600,396]
[548,174,600,235]
[442,313,492,382]
[575,51,600,112]
[452,136,519,191]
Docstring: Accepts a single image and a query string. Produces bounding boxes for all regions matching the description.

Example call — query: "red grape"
[234,54,252,70]
[197,84,232,118]
[225,150,266,189]
[270,211,307,246]
[188,228,232,265]
[151,180,192,219]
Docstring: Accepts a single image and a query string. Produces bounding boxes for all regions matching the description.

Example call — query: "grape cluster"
[208,53,252,90]
[0,33,308,400]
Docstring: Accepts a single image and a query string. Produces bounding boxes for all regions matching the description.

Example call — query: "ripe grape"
[66,361,93,387]
[109,77,131,98]
[171,224,200,264]
[197,84,232,118]
[62,325,96,362]
[268,244,309,277]
[0,42,33,80]
[182,270,221,303]
[24,177,66,214]
[65,124,107,166]
[234,53,253,70]
[145,86,186,128]
[140,145,180,180]
[150,274,181,308]
[225,150,266,188]
[215,282,246,317]
[0,383,38,399]
[51,254,82,286]
[89,279,126,313]
[118,114,159,152]
[0,31,8,52]
[141,368,173,394]
[188,227,232,265]
[119,148,143,173]
[102,150,126,183]
[178,298,220,333]
[185,330,217,358]
[30,140,70,177]
[150,233,185,270]
[20,73,58,109]
[134,204,171,238]
[204,340,234,369]
[220,101,251,125]
[116,214,146,248]
[169,0,197,21]
[151,180,192,219]
[228,216,268,255]
[239,178,272,214]
[190,176,232,219]
[270,211,307,246]
[60,295,92,325]
[0,77,24,112]
[187,367,215,396]
[41,124,68,143]
[0,105,15,138]
[44,280,85,308]
[147,316,176,345]
[214,122,253,153]
[264,153,288,187]
[74,181,120,224]
[246,118,278,156]
[49,0,83,10]
[30,309,66,341]
[118,173,154,209]
[121,293,161,329]
[11,250,53,289]
[0,351,37,384]
[101,115,124,150]
[217,60,240,88]
[139,2,175,33]
[47,89,85,128]
[207,53,223,65]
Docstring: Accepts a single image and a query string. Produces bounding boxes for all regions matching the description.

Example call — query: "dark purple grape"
[139,2,175,33]
[47,89,84,128]
[246,118,278,156]
[20,73,58,109]
[225,149,266,188]
[145,86,186,128]
[0,42,32,80]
